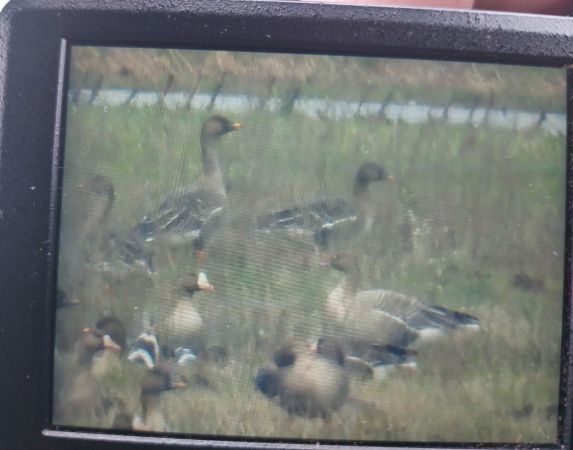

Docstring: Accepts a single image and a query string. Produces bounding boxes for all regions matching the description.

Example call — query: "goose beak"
[102,334,122,353]
[197,272,215,292]
[231,122,242,130]
[387,174,395,182]
[172,380,187,389]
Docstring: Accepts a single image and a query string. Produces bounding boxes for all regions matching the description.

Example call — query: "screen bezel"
[0,1,572,449]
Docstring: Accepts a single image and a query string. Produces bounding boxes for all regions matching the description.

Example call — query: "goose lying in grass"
[255,338,349,419]
[327,252,480,349]
[135,115,242,264]
[256,162,392,253]
[154,272,214,364]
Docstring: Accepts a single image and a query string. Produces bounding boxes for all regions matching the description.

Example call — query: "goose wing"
[342,296,419,348]
[257,198,357,230]
[257,198,359,249]
[356,289,480,332]
[355,288,425,323]
[137,188,224,242]
[407,304,480,330]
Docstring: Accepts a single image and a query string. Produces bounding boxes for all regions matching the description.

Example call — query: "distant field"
[55,48,566,443]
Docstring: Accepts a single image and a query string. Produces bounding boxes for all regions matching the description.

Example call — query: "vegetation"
[55,48,566,444]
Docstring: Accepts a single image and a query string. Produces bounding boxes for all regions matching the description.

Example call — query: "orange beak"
[102,335,122,353]
[387,174,395,182]
[172,380,187,389]
[231,122,242,130]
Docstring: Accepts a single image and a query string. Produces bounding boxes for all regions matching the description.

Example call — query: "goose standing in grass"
[255,337,349,419]
[327,253,480,349]
[135,115,242,264]
[132,365,187,433]
[155,272,214,365]
[256,162,392,253]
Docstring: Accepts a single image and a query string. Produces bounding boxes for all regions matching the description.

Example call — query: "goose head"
[255,368,281,399]
[200,115,242,141]
[95,316,127,354]
[77,328,122,367]
[180,272,215,295]
[354,162,392,191]
[327,252,359,274]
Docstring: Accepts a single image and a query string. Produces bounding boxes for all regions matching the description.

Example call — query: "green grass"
[55,99,565,443]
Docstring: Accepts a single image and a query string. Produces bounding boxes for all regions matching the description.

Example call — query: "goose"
[255,337,349,419]
[327,253,480,349]
[155,272,214,365]
[128,326,226,393]
[256,162,392,253]
[60,174,116,301]
[72,174,154,277]
[132,365,187,433]
[54,327,123,425]
[135,115,242,263]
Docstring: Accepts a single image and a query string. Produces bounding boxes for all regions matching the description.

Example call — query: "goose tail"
[427,305,480,329]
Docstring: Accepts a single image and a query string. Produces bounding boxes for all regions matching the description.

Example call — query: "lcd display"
[53,46,566,443]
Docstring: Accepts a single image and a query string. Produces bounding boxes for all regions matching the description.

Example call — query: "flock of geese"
[54,115,480,432]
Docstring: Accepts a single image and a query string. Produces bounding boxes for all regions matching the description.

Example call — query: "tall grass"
[55,98,565,443]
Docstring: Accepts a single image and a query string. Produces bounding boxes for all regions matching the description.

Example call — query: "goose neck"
[353,179,371,207]
[342,268,361,298]
[199,134,226,198]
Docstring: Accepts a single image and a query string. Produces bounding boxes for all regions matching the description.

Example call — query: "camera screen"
[53,46,566,443]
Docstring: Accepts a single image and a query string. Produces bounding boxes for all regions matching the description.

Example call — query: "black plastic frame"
[0,0,572,449]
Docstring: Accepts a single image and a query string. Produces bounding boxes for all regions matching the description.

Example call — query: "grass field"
[54,50,566,444]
